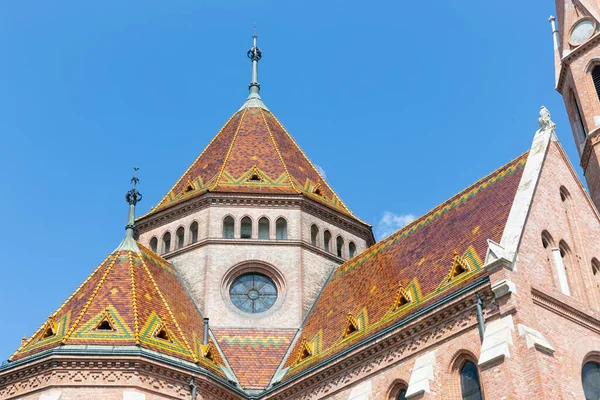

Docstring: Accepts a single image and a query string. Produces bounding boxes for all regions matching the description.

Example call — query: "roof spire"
[116,167,142,252]
[239,24,269,111]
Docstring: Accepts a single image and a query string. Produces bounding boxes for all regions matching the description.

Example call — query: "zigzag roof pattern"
[10,243,227,378]
[280,151,529,380]
[142,107,362,223]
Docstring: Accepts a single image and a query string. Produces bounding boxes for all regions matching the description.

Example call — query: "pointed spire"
[116,167,142,252]
[239,24,269,111]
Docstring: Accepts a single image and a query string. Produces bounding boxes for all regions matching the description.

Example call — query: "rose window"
[229,273,278,313]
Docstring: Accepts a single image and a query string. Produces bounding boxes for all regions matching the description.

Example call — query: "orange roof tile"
[213,328,296,390]
[11,244,225,376]
[281,152,529,379]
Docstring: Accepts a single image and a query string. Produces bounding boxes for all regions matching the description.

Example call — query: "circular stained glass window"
[229,273,278,313]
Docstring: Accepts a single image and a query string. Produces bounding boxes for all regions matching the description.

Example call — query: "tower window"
[541,231,554,249]
[583,361,600,400]
[241,217,252,239]
[324,230,332,252]
[223,216,235,239]
[311,224,319,247]
[162,232,171,255]
[190,222,198,244]
[176,227,185,249]
[560,186,571,202]
[258,217,270,239]
[336,236,344,258]
[571,91,587,142]
[276,218,287,240]
[150,237,158,253]
[593,66,600,104]
[349,242,356,258]
[593,258,600,276]
[460,360,483,400]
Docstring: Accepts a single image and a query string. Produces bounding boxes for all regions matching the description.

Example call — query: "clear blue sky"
[0,0,571,360]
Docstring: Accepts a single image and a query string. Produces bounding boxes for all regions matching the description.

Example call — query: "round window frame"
[222,261,286,318]
[569,17,597,47]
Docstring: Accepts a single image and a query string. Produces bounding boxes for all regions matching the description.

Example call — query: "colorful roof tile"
[212,328,296,390]
[11,243,225,377]
[281,152,529,379]
[144,107,361,222]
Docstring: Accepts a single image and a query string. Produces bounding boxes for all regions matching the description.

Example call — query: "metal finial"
[116,167,142,252]
[126,167,142,206]
[238,26,269,111]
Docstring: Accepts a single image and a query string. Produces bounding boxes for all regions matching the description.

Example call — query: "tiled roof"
[212,328,296,390]
[281,152,529,379]
[143,107,361,222]
[11,244,225,377]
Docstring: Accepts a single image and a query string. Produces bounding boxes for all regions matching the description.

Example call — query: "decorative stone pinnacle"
[538,106,556,131]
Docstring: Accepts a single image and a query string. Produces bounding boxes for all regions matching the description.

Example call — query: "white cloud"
[375,212,416,241]
[315,164,327,179]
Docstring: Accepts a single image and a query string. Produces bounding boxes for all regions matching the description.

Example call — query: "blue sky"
[0,0,571,360]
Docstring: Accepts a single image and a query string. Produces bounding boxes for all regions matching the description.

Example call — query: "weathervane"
[247,23,262,62]
[125,167,143,206]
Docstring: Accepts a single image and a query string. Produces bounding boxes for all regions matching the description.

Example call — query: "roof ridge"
[62,252,121,343]
[259,108,302,194]
[145,111,240,217]
[128,251,141,344]
[138,253,198,362]
[210,108,248,191]
[266,111,366,224]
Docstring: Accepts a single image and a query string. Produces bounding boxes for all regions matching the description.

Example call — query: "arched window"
[336,236,344,258]
[571,91,587,142]
[162,232,171,255]
[397,388,408,400]
[541,230,554,249]
[460,360,483,400]
[276,218,287,240]
[190,222,198,244]
[349,242,356,258]
[311,225,319,247]
[223,216,235,239]
[258,217,270,239]
[593,65,600,104]
[150,237,158,253]
[324,230,332,252]
[241,217,253,239]
[582,361,600,400]
[593,258,600,276]
[176,227,185,249]
[560,186,571,202]
[556,240,572,296]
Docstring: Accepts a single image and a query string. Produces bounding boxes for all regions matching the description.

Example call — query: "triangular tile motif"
[436,246,483,292]
[71,305,133,340]
[245,165,266,183]
[22,313,69,353]
[140,312,193,358]
[296,338,314,364]
[393,284,413,310]
[343,313,360,337]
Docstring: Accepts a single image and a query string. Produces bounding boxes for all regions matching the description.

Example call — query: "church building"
[3,0,600,399]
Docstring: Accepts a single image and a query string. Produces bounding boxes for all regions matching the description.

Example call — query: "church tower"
[135,31,375,332]
[552,0,600,209]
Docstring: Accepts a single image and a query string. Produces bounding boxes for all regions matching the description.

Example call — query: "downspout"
[203,318,209,345]
[475,294,485,342]
[189,376,197,400]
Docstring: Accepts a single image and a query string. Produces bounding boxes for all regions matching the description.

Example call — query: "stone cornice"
[531,286,600,335]
[580,127,600,170]
[262,279,495,400]
[136,192,374,245]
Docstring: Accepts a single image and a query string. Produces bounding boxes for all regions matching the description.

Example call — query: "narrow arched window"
[258,217,270,239]
[541,230,554,249]
[556,240,573,296]
[593,65,600,104]
[176,227,185,249]
[336,236,344,258]
[460,361,483,400]
[190,222,198,244]
[162,232,171,255]
[241,217,252,239]
[324,230,332,252]
[223,216,235,239]
[572,91,587,142]
[311,225,319,247]
[276,218,287,240]
[560,186,571,202]
[150,237,158,253]
[397,388,408,400]
[583,361,600,400]
[349,242,356,258]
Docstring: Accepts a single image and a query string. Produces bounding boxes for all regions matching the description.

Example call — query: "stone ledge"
[406,351,436,399]
[478,315,514,367]
[518,324,555,354]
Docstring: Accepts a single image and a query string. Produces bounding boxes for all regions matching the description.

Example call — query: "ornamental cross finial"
[126,167,143,206]
[538,106,556,131]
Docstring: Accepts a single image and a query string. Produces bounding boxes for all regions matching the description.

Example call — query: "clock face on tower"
[570,18,596,46]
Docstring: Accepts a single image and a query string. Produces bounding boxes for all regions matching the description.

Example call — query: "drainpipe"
[203,318,209,345]
[475,294,485,342]
[189,376,197,400]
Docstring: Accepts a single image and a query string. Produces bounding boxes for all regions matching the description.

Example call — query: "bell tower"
[552,0,600,209]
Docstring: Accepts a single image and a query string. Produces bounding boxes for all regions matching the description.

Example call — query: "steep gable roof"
[142,107,362,223]
[11,244,227,378]
[279,151,528,380]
